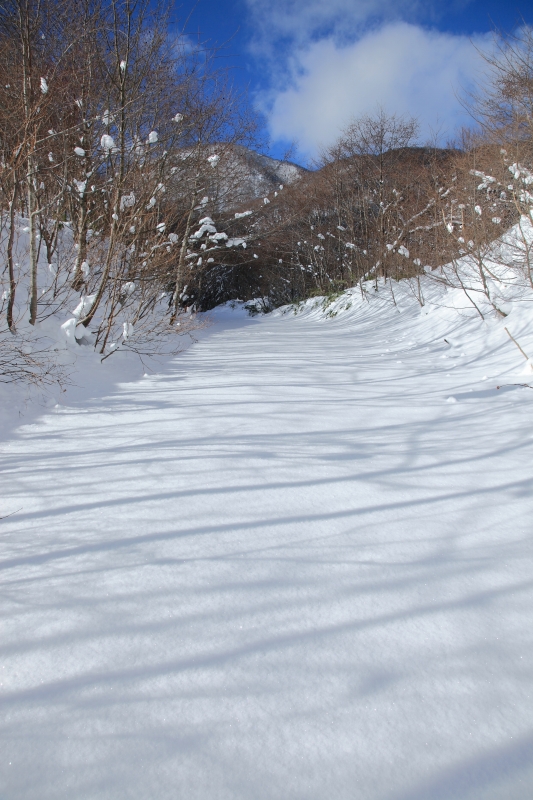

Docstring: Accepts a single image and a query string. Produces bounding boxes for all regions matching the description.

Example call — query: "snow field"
[1,281,533,800]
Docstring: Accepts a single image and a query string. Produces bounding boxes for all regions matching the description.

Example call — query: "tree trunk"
[28,155,38,325]
[7,182,18,332]
[170,203,195,323]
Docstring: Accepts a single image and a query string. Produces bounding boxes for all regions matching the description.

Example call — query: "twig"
[504,327,531,362]
[100,347,120,363]
[496,383,533,390]
[0,508,22,521]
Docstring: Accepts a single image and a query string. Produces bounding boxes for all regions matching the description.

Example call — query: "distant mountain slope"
[222,146,307,204]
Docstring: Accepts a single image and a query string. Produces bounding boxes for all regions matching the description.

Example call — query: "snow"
[73,178,86,194]
[100,134,115,152]
[1,276,533,798]
[121,282,135,297]
[59,316,79,343]
[192,220,217,239]
[71,293,96,319]
[122,321,134,340]
[120,192,136,210]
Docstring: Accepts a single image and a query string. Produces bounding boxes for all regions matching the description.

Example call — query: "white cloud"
[259,23,492,159]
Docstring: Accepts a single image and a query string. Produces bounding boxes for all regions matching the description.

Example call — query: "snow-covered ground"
[1,279,533,800]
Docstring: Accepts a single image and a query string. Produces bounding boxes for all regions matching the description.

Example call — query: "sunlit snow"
[1,270,533,799]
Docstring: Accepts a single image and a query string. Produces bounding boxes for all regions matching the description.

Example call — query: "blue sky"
[181,0,532,164]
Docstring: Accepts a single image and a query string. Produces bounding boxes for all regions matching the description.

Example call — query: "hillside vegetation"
[1,3,533,384]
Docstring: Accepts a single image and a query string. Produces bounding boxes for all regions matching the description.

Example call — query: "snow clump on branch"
[101,134,115,152]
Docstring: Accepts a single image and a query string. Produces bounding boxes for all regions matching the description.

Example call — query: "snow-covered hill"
[212,145,306,207]
[1,255,532,799]
[240,148,305,189]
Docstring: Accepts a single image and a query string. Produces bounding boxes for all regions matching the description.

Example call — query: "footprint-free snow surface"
[1,288,533,800]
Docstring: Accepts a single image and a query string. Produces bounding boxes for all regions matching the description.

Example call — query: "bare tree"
[471,24,533,152]
[0,0,262,380]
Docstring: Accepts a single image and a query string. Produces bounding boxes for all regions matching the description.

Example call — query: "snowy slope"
[1,277,533,800]
[229,146,305,198]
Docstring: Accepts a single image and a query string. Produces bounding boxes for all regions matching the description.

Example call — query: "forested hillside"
[1,3,533,381]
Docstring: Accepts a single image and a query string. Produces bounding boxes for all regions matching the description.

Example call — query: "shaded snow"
[1,280,533,800]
